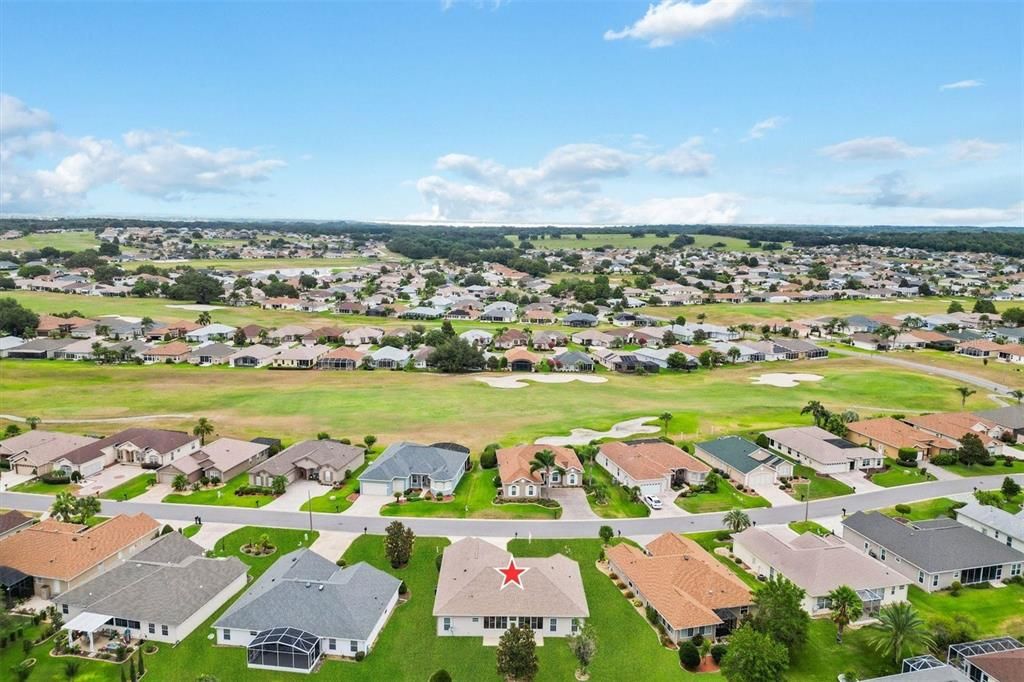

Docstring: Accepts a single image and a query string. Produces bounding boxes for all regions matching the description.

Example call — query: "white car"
[643,495,663,510]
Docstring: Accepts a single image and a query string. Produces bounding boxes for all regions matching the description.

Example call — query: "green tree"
[271,475,288,496]
[867,602,933,665]
[972,299,996,315]
[724,509,752,533]
[566,622,597,676]
[25,416,40,430]
[1002,476,1022,498]
[946,301,964,314]
[957,433,989,466]
[1010,389,1024,405]
[167,271,224,304]
[956,386,976,407]
[801,400,829,427]
[751,576,810,654]
[826,585,863,643]
[427,338,485,373]
[363,434,377,451]
[50,491,78,523]
[528,449,561,498]
[659,412,673,435]
[679,640,701,670]
[192,417,214,445]
[720,624,789,682]
[496,624,539,682]
[64,659,81,680]
[74,495,101,524]
[667,352,691,371]
[384,520,415,568]
[598,525,614,543]
[0,297,40,336]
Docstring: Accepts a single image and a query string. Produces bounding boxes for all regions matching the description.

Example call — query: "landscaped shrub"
[624,590,634,599]
[436,554,443,571]
[140,461,162,470]
[599,526,614,543]
[894,504,912,515]
[678,640,701,669]
[645,605,659,625]
[160,524,174,535]
[399,581,408,595]
[715,530,732,542]
[755,433,769,448]
[710,643,727,664]
[40,472,70,484]
[429,671,452,682]
[690,633,704,647]
[931,453,957,466]
[354,651,365,661]
[949,580,962,596]
[616,581,626,590]
[480,445,498,469]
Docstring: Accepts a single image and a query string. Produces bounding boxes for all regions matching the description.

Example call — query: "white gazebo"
[62,612,112,653]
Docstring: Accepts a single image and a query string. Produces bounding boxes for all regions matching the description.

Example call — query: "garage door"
[80,459,104,478]
[639,482,662,496]
[360,481,390,496]
[747,470,774,488]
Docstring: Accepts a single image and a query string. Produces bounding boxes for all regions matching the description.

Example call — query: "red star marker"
[495,557,530,590]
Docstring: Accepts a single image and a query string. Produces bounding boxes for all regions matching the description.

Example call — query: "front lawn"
[909,582,1024,636]
[380,465,561,519]
[584,464,649,518]
[9,478,76,494]
[181,523,201,538]
[870,459,936,487]
[100,473,156,500]
[938,458,1024,477]
[676,478,771,513]
[162,472,275,508]
[790,464,855,500]
[880,497,959,521]
[300,460,369,513]
[789,520,831,536]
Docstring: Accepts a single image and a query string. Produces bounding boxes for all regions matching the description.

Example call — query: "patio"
[62,611,138,655]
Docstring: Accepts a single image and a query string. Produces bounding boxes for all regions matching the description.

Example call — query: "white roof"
[957,501,1024,540]
[187,323,236,336]
[62,611,113,633]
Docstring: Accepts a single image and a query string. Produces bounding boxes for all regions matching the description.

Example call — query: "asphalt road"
[827,345,1012,394]
[3,473,1020,539]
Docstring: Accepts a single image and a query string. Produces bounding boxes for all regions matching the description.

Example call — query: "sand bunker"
[165,304,226,312]
[535,417,661,446]
[476,375,608,389]
[751,373,824,388]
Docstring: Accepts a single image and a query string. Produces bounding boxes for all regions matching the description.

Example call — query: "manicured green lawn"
[791,464,855,500]
[0,613,119,682]
[939,459,1024,477]
[870,459,936,487]
[162,472,275,508]
[585,464,649,518]
[787,619,899,681]
[789,520,831,536]
[9,478,76,494]
[0,229,99,252]
[909,582,1024,636]
[380,466,561,519]
[685,530,762,590]
[100,473,155,500]
[181,523,200,538]
[300,460,369,513]
[676,478,771,513]
[880,497,959,521]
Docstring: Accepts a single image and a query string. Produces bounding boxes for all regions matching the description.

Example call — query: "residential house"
[771,338,829,359]
[0,510,34,539]
[318,346,365,370]
[493,329,528,349]
[480,301,518,323]
[229,344,281,368]
[497,445,583,498]
[607,533,751,643]
[188,342,236,366]
[597,439,710,496]
[732,526,910,618]
[903,412,1006,455]
[763,426,884,474]
[272,344,329,369]
[562,312,599,328]
[0,513,159,598]
[841,512,1023,592]
[359,442,470,496]
[342,326,384,346]
[694,436,794,489]
[532,330,568,349]
[570,329,615,347]
[505,347,541,371]
[57,533,247,646]
[56,428,199,477]
[1,430,99,476]
[269,325,313,343]
[550,350,594,372]
[975,405,1024,443]
[369,346,411,369]
[433,537,588,639]
[185,323,237,343]
[215,549,401,670]
[846,418,959,460]
[248,440,365,488]
[156,438,270,486]
[142,341,192,364]
[6,338,76,359]
[955,501,1023,551]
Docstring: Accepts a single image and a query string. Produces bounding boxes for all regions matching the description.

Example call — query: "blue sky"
[1,0,1021,226]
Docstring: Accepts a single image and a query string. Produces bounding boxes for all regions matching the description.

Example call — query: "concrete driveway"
[134,483,172,503]
[751,481,801,507]
[261,479,326,511]
[310,531,360,562]
[0,471,35,491]
[547,488,598,520]
[831,470,884,493]
[647,489,688,518]
[342,493,389,517]
[76,464,146,497]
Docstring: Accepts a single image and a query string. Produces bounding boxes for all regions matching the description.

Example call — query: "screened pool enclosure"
[247,627,322,673]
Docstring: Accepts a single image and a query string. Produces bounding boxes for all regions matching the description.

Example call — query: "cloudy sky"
[1,1,1021,226]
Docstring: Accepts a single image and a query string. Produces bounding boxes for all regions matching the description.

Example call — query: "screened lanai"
[247,627,322,673]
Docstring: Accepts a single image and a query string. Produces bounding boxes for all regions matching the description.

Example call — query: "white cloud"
[939,79,983,91]
[950,138,1005,161]
[819,136,929,161]
[743,115,786,141]
[0,93,54,135]
[415,175,512,220]
[830,171,928,207]
[646,137,714,176]
[1,95,286,212]
[604,0,794,47]
[927,203,1022,226]
[585,193,742,224]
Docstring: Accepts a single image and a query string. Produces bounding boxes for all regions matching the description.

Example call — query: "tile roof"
[0,430,99,466]
[846,418,958,451]
[433,537,588,618]
[497,445,582,485]
[0,513,159,580]
[60,428,196,466]
[599,440,709,482]
[904,412,1002,447]
[607,533,751,631]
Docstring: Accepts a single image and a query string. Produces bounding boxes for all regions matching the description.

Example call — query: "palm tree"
[25,416,40,430]
[723,509,751,533]
[659,412,673,435]
[801,400,828,427]
[529,449,560,498]
[826,585,863,643]
[193,417,214,445]
[1010,389,1024,405]
[172,474,189,492]
[867,602,933,665]
[50,492,77,522]
[727,346,742,364]
[74,496,101,524]
[196,311,212,326]
[956,386,977,407]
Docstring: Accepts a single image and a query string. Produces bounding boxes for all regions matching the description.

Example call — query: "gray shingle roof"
[130,531,204,564]
[359,442,469,483]
[974,405,1024,431]
[252,440,364,477]
[842,512,1024,572]
[214,549,400,639]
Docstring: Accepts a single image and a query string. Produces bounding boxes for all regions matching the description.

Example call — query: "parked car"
[643,494,663,510]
